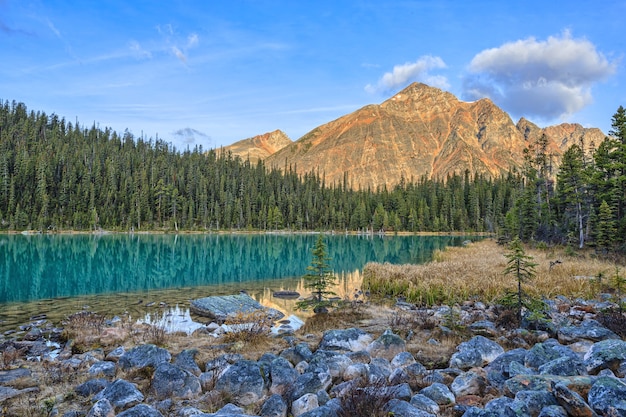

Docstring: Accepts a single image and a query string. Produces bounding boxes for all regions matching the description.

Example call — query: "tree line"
[0,100,624,252]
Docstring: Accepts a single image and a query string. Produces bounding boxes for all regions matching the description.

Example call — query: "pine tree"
[296,235,337,314]
[503,238,537,322]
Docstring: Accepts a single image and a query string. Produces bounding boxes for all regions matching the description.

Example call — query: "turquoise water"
[0,233,474,332]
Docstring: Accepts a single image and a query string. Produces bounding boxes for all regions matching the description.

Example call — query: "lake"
[0,233,475,333]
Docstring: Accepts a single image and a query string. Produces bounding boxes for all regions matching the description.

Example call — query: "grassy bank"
[363,239,622,306]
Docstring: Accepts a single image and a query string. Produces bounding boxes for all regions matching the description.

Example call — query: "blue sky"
[1,1,624,150]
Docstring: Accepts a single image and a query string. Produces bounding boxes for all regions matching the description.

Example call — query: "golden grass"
[363,239,618,306]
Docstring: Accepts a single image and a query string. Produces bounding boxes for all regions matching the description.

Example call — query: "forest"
[0,100,624,252]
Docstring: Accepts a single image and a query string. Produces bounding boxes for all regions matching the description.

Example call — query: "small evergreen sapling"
[296,235,337,314]
[503,238,538,322]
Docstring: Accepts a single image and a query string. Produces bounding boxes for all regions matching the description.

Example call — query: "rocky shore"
[1,295,625,417]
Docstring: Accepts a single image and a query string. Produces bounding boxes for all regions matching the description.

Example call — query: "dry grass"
[363,239,620,306]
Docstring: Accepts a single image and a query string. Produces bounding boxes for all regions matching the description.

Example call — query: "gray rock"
[215,360,267,406]
[584,339,626,375]
[309,350,352,382]
[0,385,39,402]
[468,320,498,337]
[345,350,371,364]
[552,382,597,417]
[118,344,171,370]
[514,390,558,416]
[366,329,406,360]
[367,357,392,383]
[88,361,117,378]
[389,367,410,385]
[86,398,115,417]
[409,393,440,415]
[75,378,110,397]
[291,370,332,401]
[269,357,298,395]
[116,404,164,417]
[384,399,436,417]
[260,394,288,417]
[297,405,338,417]
[392,351,417,368]
[151,362,201,400]
[449,336,504,370]
[524,339,579,370]
[460,407,499,417]
[508,360,535,378]
[105,346,125,362]
[0,367,32,384]
[503,374,594,397]
[450,370,487,397]
[538,355,586,376]
[484,396,533,417]
[280,343,313,365]
[342,363,369,381]
[292,393,318,417]
[93,379,144,411]
[174,349,202,376]
[419,382,455,405]
[318,328,373,352]
[190,293,283,322]
[537,405,568,417]
[587,376,626,416]
[558,319,620,343]
[316,389,331,405]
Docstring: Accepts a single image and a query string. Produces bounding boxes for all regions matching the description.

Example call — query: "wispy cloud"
[172,127,211,145]
[365,55,449,94]
[462,31,617,120]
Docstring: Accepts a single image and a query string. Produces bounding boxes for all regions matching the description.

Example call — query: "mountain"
[239,83,607,189]
[219,129,292,164]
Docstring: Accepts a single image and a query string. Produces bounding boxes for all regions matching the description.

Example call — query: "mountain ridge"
[224,83,606,189]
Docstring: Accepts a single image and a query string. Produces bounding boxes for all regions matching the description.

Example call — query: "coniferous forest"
[0,100,624,252]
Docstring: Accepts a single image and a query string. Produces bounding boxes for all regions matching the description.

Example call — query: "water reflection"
[0,234,476,333]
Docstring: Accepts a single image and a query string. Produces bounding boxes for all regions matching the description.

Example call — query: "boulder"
[392,351,417,368]
[297,405,338,417]
[552,382,597,417]
[260,394,288,417]
[292,393,319,417]
[557,319,620,343]
[449,336,504,370]
[93,379,144,411]
[538,356,586,376]
[291,370,332,401]
[0,385,39,402]
[86,398,115,417]
[116,404,164,417]
[450,370,487,397]
[75,378,110,397]
[419,382,455,405]
[524,339,579,370]
[384,399,436,417]
[174,349,202,376]
[280,343,313,365]
[514,390,559,416]
[537,405,569,417]
[118,344,171,370]
[409,393,440,415]
[269,357,298,395]
[584,339,626,375]
[484,397,530,416]
[88,361,117,378]
[318,328,373,352]
[215,360,267,406]
[190,293,283,322]
[504,375,594,397]
[587,376,626,416]
[309,351,352,382]
[151,362,201,400]
[366,329,406,360]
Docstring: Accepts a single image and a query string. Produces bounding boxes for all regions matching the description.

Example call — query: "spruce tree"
[296,235,337,314]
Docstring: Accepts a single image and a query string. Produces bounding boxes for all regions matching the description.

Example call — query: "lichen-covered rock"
[384,399,436,417]
[191,293,283,322]
[552,382,596,417]
[449,336,504,370]
[485,348,528,389]
[584,339,626,375]
[524,339,578,370]
[537,405,569,417]
[557,319,620,343]
[503,375,595,397]
[587,376,626,416]
[297,405,338,417]
[116,404,164,417]
[290,370,332,401]
[366,329,406,360]
[88,361,117,378]
[514,390,559,416]
[343,363,369,382]
[538,356,586,376]
[260,394,288,417]
[151,362,201,400]
[292,393,319,417]
[308,350,352,382]
[318,328,373,352]
[392,351,417,368]
[280,342,313,365]
[118,344,171,370]
[214,361,266,406]
[86,398,115,417]
[450,370,487,397]
[93,379,144,411]
[269,357,298,395]
[410,393,440,415]
[174,349,202,377]
[75,378,109,397]
[419,382,455,405]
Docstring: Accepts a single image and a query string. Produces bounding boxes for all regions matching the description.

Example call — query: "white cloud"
[187,33,199,48]
[172,127,210,145]
[463,31,617,120]
[365,56,449,94]
[171,46,186,63]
